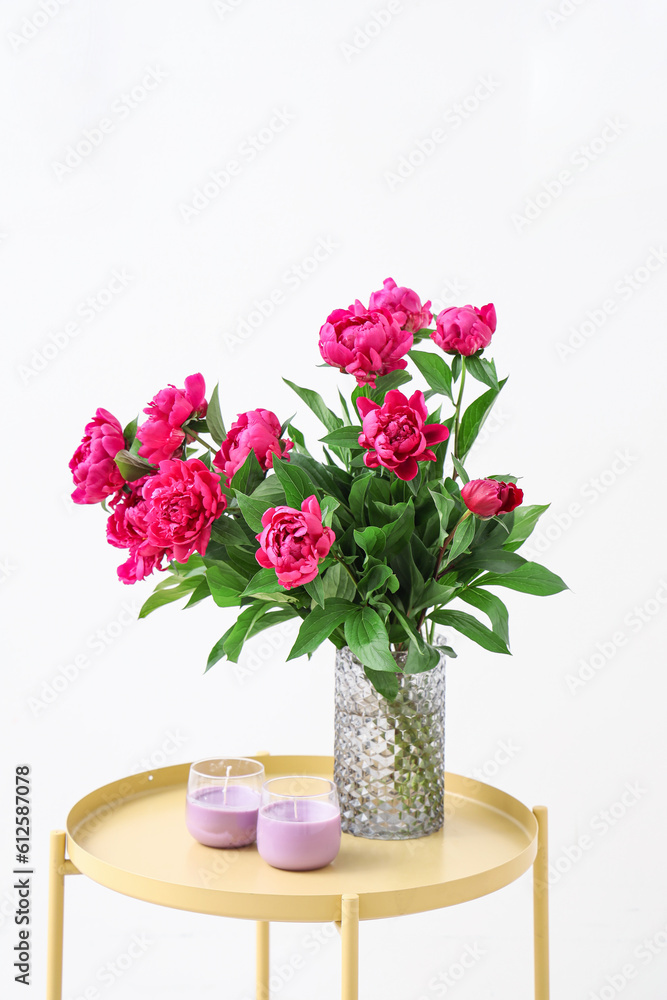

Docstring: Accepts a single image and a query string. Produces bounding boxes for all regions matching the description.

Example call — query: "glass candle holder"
[257,776,341,871]
[185,757,264,848]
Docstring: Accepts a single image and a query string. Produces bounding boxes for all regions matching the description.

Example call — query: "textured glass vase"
[334,645,445,840]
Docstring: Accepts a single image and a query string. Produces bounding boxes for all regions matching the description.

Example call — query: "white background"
[3,1,667,997]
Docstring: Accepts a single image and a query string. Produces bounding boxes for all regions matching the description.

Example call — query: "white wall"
[3,1,667,997]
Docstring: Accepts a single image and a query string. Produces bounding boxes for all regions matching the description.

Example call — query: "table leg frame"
[256,920,270,1000]
[47,830,81,1000]
[533,806,550,1000]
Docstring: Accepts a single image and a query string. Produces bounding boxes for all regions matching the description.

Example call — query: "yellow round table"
[47,753,550,999]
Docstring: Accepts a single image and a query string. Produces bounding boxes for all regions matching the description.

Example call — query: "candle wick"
[223,765,232,805]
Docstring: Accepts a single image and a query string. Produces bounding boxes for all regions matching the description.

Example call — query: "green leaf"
[206,383,226,446]
[344,606,398,672]
[230,449,265,495]
[322,562,357,603]
[283,378,343,434]
[250,475,286,506]
[354,525,385,558]
[319,426,363,448]
[451,456,469,484]
[358,563,397,598]
[287,599,357,660]
[304,574,326,608]
[428,608,510,654]
[183,576,211,609]
[210,515,254,547]
[320,495,340,527]
[123,416,138,449]
[475,561,568,596]
[376,500,415,553]
[409,350,453,401]
[349,472,374,524]
[462,550,526,573]
[459,588,510,646]
[245,606,300,641]
[457,378,507,460]
[114,449,155,482]
[452,354,462,381]
[138,580,199,618]
[272,457,316,508]
[223,604,273,662]
[206,564,246,607]
[338,389,352,423]
[428,488,456,544]
[504,504,550,553]
[444,515,475,566]
[241,567,285,597]
[404,640,441,674]
[412,579,457,613]
[206,634,229,672]
[464,354,499,391]
[364,667,399,700]
[234,493,267,533]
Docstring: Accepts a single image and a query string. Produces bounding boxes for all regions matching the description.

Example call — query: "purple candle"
[257,785,341,871]
[186,758,265,849]
[186,785,260,848]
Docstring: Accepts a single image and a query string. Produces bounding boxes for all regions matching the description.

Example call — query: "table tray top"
[66,754,538,922]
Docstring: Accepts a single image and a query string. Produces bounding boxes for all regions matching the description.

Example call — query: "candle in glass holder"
[185,757,264,848]
[257,776,341,871]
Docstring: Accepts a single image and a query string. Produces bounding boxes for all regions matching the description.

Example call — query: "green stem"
[332,550,361,592]
[188,430,217,455]
[452,356,467,470]
[416,510,472,632]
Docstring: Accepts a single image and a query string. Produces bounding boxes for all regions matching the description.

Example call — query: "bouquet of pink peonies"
[70,278,566,698]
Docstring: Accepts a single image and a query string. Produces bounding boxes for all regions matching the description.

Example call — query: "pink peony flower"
[137,373,207,465]
[106,481,170,584]
[140,458,225,564]
[255,496,335,589]
[356,389,449,481]
[369,277,433,333]
[461,479,523,518]
[213,409,292,486]
[69,408,126,504]
[431,303,497,356]
[319,300,413,388]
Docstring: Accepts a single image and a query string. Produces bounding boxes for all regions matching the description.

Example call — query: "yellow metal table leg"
[533,806,550,1000]
[47,830,67,1000]
[256,920,270,1000]
[341,894,359,1000]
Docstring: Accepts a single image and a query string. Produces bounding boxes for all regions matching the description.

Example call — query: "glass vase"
[334,645,445,840]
